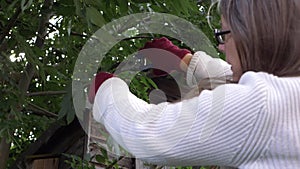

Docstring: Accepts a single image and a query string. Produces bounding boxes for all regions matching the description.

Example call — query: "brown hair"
[219,0,300,77]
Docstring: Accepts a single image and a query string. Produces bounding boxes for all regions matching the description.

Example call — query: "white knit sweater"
[93,52,300,169]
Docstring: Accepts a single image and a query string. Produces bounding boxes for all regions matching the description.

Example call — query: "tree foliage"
[0,0,221,168]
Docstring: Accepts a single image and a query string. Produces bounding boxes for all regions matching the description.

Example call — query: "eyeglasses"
[214,29,231,45]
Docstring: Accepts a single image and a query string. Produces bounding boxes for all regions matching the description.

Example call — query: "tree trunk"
[0,138,10,169]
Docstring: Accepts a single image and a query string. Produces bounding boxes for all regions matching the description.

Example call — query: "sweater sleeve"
[186,51,233,87]
[92,72,268,167]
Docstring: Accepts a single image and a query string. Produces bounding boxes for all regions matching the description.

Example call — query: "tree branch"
[27,102,58,118]
[71,31,89,38]
[0,5,22,46]
[18,0,54,93]
[26,91,67,97]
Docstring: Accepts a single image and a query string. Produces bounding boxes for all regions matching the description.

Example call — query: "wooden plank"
[32,158,59,169]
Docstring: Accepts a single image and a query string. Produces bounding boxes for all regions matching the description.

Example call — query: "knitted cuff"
[186,52,201,87]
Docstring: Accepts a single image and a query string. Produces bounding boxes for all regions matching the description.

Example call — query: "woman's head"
[218,0,300,80]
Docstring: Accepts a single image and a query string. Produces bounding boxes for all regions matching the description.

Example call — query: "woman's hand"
[88,72,114,103]
[139,37,191,76]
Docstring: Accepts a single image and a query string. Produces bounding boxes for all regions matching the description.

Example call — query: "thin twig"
[70,32,152,41]
[71,31,89,38]
[27,102,58,118]
[26,90,67,97]
[120,36,153,41]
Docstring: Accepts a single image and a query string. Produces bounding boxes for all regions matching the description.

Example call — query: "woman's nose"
[218,44,225,53]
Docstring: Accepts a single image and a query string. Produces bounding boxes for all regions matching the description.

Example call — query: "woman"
[90,0,300,168]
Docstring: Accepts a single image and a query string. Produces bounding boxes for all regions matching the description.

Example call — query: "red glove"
[88,72,114,103]
[139,37,191,76]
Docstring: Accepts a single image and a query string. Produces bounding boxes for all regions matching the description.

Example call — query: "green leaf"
[146,77,158,89]
[95,155,106,163]
[55,5,76,16]
[66,108,75,124]
[117,0,128,15]
[60,0,74,6]
[140,77,150,88]
[86,7,105,27]
[85,0,102,8]
[58,84,75,124]
[21,0,33,12]
[178,0,192,16]
[114,163,119,169]
[74,0,83,16]
[8,0,19,12]
[101,148,108,159]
